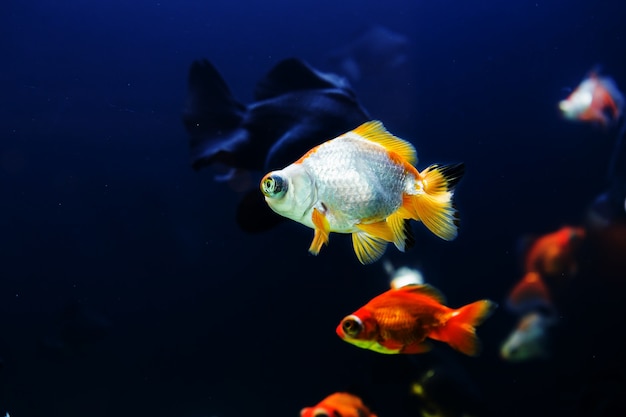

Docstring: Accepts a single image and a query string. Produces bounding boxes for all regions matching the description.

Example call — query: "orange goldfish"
[300,392,377,417]
[559,71,623,127]
[506,271,553,314]
[260,120,464,264]
[523,226,586,278]
[336,284,496,356]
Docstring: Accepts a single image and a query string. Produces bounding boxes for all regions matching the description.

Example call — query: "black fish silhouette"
[182,58,371,232]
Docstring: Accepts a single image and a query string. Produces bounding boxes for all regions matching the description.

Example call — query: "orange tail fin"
[409,163,465,241]
[439,299,497,356]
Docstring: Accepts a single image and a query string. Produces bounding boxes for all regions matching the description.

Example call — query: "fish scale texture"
[301,136,412,227]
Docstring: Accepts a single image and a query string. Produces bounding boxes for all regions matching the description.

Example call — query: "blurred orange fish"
[523,226,586,278]
[260,120,464,264]
[506,271,553,314]
[559,71,623,128]
[336,284,496,356]
[300,392,377,417]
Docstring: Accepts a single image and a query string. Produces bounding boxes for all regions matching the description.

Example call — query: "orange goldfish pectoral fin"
[352,120,418,165]
[309,208,330,255]
[410,163,465,241]
[386,212,415,251]
[440,299,497,356]
[352,232,388,264]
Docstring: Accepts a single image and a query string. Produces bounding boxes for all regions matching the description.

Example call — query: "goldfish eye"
[261,174,287,198]
[341,315,363,337]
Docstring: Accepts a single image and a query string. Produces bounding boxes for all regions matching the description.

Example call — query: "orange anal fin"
[386,212,415,251]
[309,208,330,255]
[352,232,388,264]
[400,341,432,354]
[356,221,395,242]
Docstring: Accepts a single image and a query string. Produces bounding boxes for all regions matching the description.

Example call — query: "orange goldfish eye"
[261,174,287,198]
[341,315,363,337]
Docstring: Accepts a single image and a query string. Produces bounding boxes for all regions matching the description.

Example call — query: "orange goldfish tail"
[440,299,497,356]
[409,163,465,241]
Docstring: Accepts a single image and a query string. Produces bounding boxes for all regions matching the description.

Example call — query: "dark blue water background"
[1,1,625,416]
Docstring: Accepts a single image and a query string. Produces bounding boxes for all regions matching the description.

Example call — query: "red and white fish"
[336,284,497,356]
[559,71,624,127]
[300,392,377,417]
[260,120,464,264]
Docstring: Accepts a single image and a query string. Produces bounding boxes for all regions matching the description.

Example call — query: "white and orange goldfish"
[500,312,555,362]
[260,120,464,264]
[336,284,497,356]
[559,71,624,128]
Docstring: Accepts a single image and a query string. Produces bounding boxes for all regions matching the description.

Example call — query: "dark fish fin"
[254,58,352,101]
[182,60,248,170]
[183,59,246,133]
[236,189,286,233]
[438,162,465,190]
[403,219,415,250]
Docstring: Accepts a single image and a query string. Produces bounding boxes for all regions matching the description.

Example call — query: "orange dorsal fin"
[396,283,447,304]
[352,120,417,165]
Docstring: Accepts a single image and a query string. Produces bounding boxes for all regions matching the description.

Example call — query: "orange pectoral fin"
[309,208,330,256]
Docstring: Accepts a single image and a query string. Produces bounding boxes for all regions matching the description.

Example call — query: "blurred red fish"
[506,226,586,315]
[506,271,553,314]
[523,226,586,278]
[336,284,496,356]
[559,71,624,128]
[300,392,377,417]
